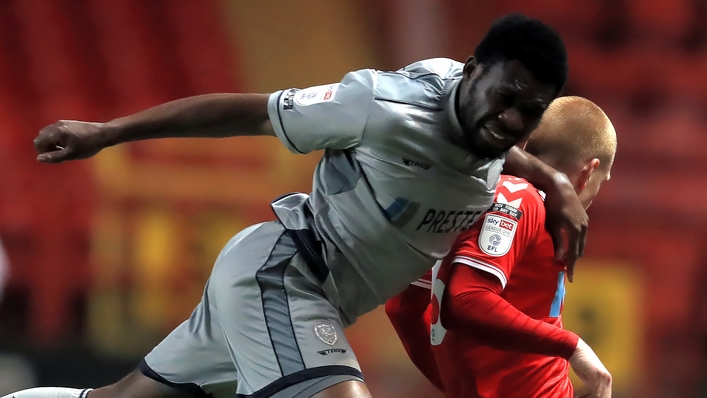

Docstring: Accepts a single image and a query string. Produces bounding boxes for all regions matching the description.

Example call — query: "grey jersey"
[267,58,503,324]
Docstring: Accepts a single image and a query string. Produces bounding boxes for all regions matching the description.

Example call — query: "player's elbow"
[440,290,487,331]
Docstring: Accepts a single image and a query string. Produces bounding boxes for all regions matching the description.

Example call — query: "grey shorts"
[139,221,363,398]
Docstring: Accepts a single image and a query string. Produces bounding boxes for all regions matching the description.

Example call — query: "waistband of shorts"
[272,199,331,285]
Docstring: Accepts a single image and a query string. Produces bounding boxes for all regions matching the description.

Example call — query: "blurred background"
[0,0,705,397]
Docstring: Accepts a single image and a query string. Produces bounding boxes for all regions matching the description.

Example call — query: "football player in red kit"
[386,96,617,398]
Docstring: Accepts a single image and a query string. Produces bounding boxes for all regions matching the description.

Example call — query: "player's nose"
[498,108,524,132]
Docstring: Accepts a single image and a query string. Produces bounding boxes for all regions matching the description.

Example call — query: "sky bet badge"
[478,213,518,256]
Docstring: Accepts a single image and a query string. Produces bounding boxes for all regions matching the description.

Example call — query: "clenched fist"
[570,338,612,398]
[34,120,111,163]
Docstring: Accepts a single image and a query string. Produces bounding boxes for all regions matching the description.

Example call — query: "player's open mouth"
[481,126,513,147]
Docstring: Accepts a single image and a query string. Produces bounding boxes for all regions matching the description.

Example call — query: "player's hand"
[543,172,588,282]
[34,120,111,163]
[570,338,612,398]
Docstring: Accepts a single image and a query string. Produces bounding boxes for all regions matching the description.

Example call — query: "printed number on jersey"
[430,277,448,346]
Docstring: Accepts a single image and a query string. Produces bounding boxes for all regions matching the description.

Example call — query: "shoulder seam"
[390,71,456,82]
[359,70,378,146]
[373,97,443,111]
[497,178,544,206]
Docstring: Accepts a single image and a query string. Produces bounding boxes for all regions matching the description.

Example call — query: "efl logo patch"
[479,213,518,256]
[295,84,340,106]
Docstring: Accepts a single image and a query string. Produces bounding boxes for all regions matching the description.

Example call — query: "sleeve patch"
[478,213,518,256]
[282,89,296,110]
[294,83,340,106]
[490,202,523,220]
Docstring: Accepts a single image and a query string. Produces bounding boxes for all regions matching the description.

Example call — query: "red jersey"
[387,175,575,398]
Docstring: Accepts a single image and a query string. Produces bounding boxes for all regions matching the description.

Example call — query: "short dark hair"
[474,13,568,91]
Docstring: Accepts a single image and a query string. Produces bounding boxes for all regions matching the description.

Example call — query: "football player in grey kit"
[12,14,585,398]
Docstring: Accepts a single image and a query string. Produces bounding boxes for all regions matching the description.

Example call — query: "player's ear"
[463,56,478,79]
[577,158,600,192]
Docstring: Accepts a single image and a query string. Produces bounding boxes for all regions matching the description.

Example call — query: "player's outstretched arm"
[504,146,588,281]
[34,93,273,163]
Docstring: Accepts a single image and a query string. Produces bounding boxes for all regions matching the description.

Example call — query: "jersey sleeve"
[442,265,579,359]
[451,179,544,289]
[266,69,376,154]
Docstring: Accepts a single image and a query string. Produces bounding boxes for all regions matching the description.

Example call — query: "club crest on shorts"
[313,323,338,346]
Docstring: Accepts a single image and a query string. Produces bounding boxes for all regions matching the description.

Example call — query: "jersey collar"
[443,78,465,142]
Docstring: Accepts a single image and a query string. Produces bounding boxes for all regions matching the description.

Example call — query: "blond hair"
[525,96,617,174]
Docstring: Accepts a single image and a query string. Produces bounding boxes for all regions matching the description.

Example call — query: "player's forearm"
[102,93,273,146]
[443,288,578,359]
[503,147,571,195]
